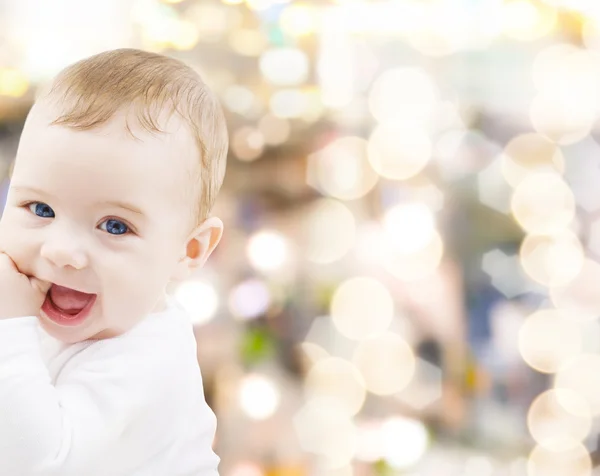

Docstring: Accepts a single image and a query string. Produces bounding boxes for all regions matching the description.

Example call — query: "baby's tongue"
[50,285,93,315]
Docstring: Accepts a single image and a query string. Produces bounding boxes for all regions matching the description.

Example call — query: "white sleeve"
[0,316,178,475]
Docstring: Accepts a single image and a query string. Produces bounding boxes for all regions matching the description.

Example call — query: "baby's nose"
[40,236,88,270]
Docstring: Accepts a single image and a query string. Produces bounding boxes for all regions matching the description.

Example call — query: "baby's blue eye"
[28,202,55,218]
[100,219,129,236]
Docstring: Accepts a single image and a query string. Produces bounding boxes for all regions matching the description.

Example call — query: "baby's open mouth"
[48,284,95,315]
[42,284,97,325]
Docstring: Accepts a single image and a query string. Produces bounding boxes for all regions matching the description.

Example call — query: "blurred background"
[2,0,600,474]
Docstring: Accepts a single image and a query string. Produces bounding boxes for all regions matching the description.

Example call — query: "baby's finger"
[0,252,18,271]
[30,277,51,295]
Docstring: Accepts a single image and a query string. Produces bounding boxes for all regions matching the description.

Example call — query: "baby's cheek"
[0,219,36,274]
[0,216,17,251]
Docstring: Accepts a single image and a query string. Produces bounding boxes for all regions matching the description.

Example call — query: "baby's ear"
[172,217,223,281]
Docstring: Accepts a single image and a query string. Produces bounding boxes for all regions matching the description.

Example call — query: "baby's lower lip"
[41,292,97,327]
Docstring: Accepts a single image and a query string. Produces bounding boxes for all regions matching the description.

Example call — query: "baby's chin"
[39,321,123,344]
[37,317,94,344]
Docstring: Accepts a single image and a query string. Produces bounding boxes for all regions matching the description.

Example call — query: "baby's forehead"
[31,99,195,144]
[21,101,199,187]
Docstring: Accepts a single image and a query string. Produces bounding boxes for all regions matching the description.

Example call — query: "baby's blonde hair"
[41,48,228,225]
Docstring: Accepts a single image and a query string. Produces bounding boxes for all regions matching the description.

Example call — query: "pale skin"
[0,253,50,319]
[0,101,223,343]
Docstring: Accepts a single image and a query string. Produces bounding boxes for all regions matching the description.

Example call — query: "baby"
[0,49,228,475]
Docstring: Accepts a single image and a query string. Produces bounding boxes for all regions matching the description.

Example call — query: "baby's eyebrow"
[11,187,145,217]
[11,185,47,195]
[102,200,144,216]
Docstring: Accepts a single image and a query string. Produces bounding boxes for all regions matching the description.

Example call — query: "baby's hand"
[0,253,50,319]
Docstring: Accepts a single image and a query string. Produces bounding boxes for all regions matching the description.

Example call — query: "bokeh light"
[354,421,385,463]
[518,309,582,373]
[304,357,366,416]
[511,172,576,234]
[367,124,432,180]
[229,28,268,56]
[377,203,444,280]
[554,354,600,416]
[245,0,290,11]
[185,1,242,44]
[299,341,330,367]
[239,373,281,420]
[352,332,416,395]
[500,133,564,188]
[259,47,309,86]
[405,2,471,57]
[531,44,600,95]
[582,14,600,52]
[223,85,257,116]
[228,278,272,321]
[464,456,495,476]
[529,92,596,145]
[353,222,392,267]
[269,88,308,118]
[307,136,379,200]
[501,0,557,41]
[330,277,394,340]
[317,16,356,110]
[258,114,291,146]
[279,3,318,37]
[550,258,600,321]
[382,203,437,254]
[0,69,29,98]
[527,443,592,476]
[174,280,219,326]
[232,126,265,162]
[529,44,600,144]
[368,67,438,125]
[303,198,356,264]
[519,231,584,287]
[527,389,592,451]
[293,397,357,469]
[385,234,444,281]
[435,128,500,181]
[247,230,290,272]
[381,417,429,469]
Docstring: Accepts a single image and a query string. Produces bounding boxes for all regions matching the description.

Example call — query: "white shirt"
[0,300,220,476]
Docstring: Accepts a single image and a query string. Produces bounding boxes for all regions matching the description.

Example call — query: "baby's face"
[0,103,199,343]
